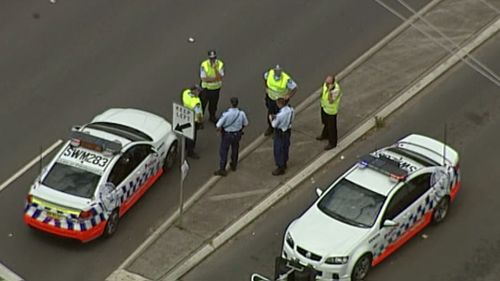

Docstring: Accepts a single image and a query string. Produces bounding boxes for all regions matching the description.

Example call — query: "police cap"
[208,49,217,59]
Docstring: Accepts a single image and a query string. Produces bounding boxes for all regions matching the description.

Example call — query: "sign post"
[172,103,195,226]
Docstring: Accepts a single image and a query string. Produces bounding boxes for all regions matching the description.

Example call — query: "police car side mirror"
[315,188,323,197]
[250,273,271,281]
[383,219,399,228]
[150,147,159,157]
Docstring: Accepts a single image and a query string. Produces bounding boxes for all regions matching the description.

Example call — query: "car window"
[384,187,409,220]
[130,144,153,166]
[42,163,100,198]
[317,179,386,228]
[406,173,432,204]
[107,145,153,186]
[108,151,135,187]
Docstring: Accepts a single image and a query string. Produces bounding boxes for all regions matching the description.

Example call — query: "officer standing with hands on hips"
[182,85,203,159]
[263,65,297,136]
[269,98,294,176]
[316,75,343,150]
[200,49,225,124]
[214,97,248,176]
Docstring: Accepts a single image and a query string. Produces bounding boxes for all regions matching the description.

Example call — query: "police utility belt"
[275,128,291,136]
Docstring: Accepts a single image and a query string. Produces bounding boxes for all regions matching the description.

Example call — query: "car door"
[119,144,160,214]
[104,149,137,216]
[403,172,434,228]
[372,173,433,265]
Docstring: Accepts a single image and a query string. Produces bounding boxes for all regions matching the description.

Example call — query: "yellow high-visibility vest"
[320,81,342,115]
[182,89,203,122]
[201,59,224,90]
[266,69,291,100]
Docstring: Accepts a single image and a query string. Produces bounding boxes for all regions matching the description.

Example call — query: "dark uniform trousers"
[200,88,221,121]
[273,129,291,169]
[185,123,200,154]
[320,108,338,146]
[265,95,279,129]
[219,131,242,170]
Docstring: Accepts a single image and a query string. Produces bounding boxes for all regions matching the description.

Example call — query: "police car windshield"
[42,163,100,198]
[318,179,385,228]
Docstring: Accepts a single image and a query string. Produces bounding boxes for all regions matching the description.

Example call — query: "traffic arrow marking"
[175,122,192,132]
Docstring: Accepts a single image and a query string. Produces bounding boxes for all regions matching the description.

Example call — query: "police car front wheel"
[351,254,372,281]
[104,210,119,237]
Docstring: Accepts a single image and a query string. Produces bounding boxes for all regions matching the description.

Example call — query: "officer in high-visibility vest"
[263,65,297,136]
[200,50,225,124]
[182,85,203,159]
[316,75,342,150]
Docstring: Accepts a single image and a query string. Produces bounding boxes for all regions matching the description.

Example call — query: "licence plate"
[46,211,63,220]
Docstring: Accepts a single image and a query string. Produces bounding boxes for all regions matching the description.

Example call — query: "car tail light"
[79,210,93,219]
[26,195,33,204]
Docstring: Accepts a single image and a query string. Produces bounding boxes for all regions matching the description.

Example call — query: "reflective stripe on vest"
[201,59,224,90]
[321,82,342,115]
[266,69,290,100]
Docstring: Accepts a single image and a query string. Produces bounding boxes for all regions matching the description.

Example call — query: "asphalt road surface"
[182,32,500,281]
[0,1,432,281]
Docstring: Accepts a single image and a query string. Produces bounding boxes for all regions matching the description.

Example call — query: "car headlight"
[285,232,295,249]
[325,256,349,265]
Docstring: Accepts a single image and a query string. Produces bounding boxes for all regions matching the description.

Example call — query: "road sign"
[172,103,194,140]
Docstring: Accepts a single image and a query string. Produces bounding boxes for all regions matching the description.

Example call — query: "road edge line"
[0,139,63,192]
[0,262,24,281]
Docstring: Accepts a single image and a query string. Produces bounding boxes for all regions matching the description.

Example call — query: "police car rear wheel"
[104,210,119,237]
[432,196,450,224]
[164,141,178,170]
[352,254,371,281]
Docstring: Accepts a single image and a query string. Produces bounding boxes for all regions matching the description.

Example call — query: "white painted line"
[161,14,500,281]
[208,189,271,201]
[0,262,24,281]
[0,140,63,192]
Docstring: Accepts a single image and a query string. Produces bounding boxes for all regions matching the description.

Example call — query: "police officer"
[316,75,342,150]
[200,49,225,123]
[263,65,297,136]
[182,85,203,159]
[214,97,249,176]
[269,98,294,176]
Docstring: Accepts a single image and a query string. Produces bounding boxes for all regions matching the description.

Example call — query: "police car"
[24,108,178,242]
[282,134,461,281]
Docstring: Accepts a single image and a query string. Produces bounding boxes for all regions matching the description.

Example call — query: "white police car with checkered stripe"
[282,134,461,281]
[24,108,178,242]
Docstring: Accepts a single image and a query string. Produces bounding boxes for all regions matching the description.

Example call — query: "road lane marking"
[0,139,63,192]
[0,261,23,281]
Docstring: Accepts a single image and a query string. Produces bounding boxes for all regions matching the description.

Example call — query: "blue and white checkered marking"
[24,202,106,231]
[24,162,161,232]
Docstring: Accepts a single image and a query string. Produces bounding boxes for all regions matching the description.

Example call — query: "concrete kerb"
[162,14,500,281]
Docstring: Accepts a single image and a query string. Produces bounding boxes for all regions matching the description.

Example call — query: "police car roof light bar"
[69,131,122,155]
[359,154,408,181]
